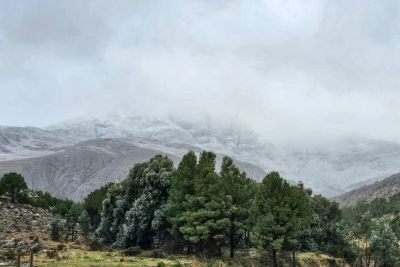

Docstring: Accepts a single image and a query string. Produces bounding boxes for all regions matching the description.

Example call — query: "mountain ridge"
[1,113,400,199]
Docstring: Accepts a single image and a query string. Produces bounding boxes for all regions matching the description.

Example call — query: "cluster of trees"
[0,152,362,266]
[90,151,353,267]
[96,155,173,249]
[0,172,74,216]
[342,196,400,266]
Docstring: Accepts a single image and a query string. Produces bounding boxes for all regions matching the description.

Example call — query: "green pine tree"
[167,151,231,257]
[370,218,399,267]
[0,172,28,203]
[79,210,92,241]
[219,156,256,258]
[253,172,313,267]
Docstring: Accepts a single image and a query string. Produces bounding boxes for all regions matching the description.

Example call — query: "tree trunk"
[230,222,234,258]
[292,246,296,267]
[383,248,387,267]
[11,193,15,204]
[272,249,278,267]
[365,236,369,267]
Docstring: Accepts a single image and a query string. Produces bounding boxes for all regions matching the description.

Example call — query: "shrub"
[151,249,164,258]
[46,250,58,259]
[122,246,141,256]
[157,262,166,267]
[88,235,102,251]
[170,261,182,267]
[49,219,60,241]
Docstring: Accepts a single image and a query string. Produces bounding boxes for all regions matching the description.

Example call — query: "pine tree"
[49,219,60,241]
[253,172,313,267]
[219,156,256,258]
[370,218,399,267]
[165,150,198,253]
[96,184,118,244]
[96,155,173,249]
[114,155,173,249]
[83,182,114,229]
[167,151,231,257]
[79,210,91,241]
[0,173,28,203]
[65,204,83,241]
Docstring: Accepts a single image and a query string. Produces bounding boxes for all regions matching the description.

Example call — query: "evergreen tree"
[79,210,91,240]
[54,202,69,216]
[219,156,255,258]
[370,218,399,267]
[96,155,173,249]
[165,150,197,253]
[167,151,231,257]
[65,203,83,241]
[114,155,173,248]
[96,184,123,244]
[253,172,313,267]
[0,172,28,203]
[301,194,354,263]
[83,182,114,229]
[49,219,60,241]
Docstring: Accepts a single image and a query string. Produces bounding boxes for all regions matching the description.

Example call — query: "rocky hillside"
[330,172,400,206]
[0,201,55,266]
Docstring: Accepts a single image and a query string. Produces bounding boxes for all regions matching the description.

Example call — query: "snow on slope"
[2,113,400,198]
[46,113,293,175]
[0,126,74,161]
[45,113,400,196]
[288,138,400,196]
[0,138,268,201]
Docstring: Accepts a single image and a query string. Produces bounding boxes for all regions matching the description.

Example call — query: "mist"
[1,0,399,148]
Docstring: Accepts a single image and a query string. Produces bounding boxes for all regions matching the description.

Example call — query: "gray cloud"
[0,0,399,147]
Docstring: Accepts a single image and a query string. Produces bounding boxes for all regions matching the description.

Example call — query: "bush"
[49,219,60,241]
[170,261,182,267]
[122,246,141,256]
[151,249,164,258]
[16,192,34,205]
[157,262,166,267]
[88,235,102,251]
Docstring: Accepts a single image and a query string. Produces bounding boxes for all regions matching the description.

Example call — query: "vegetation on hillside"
[4,150,400,266]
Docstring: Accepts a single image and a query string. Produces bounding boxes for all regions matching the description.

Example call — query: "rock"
[31,243,40,253]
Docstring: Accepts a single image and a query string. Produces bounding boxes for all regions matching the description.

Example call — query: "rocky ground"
[0,201,55,266]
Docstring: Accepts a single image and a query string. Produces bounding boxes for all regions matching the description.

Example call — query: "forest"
[2,151,400,267]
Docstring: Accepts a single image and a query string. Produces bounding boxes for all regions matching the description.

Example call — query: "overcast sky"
[0,0,399,146]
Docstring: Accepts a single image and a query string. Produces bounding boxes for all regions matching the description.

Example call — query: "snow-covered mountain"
[0,126,73,161]
[288,138,400,196]
[46,114,292,175]
[1,113,400,199]
[0,138,267,201]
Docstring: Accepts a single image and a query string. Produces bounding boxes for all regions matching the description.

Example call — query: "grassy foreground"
[15,242,349,267]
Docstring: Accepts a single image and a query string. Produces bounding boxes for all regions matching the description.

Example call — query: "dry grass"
[297,252,350,267]
[12,240,350,267]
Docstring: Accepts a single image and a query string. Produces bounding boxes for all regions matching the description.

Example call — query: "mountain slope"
[0,138,267,201]
[0,126,74,161]
[2,114,400,198]
[330,172,400,206]
[46,114,292,174]
[288,138,400,196]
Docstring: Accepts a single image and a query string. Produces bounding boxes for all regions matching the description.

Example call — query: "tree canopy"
[0,172,28,203]
[253,172,313,267]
